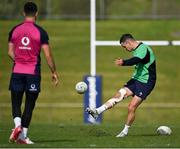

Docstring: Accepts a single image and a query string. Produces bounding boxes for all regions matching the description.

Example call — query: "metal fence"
[1,0,180,19]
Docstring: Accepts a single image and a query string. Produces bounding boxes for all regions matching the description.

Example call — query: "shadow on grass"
[130,133,157,137]
[35,139,77,143]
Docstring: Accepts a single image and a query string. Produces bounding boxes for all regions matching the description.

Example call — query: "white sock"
[14,117,21,128]
[23,127,28,138]
[96,104,108,114]
[122,124,130,134]
[19,131,24,139]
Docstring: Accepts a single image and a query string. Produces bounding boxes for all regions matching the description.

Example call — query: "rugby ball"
[157,126,172,135]
[75,81,88,94]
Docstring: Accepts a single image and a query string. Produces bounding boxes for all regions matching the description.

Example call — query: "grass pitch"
[0,20,180,147]
[0,119,180,148]
[0,107,180,148]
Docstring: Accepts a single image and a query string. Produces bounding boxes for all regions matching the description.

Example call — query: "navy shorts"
[124,79,156,100]
[9,73,41,93]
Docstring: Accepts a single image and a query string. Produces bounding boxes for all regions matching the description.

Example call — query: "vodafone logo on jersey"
[19,36,31,50]
[21,37,30,46]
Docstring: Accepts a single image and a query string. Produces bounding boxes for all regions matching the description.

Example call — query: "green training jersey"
[132,43,156,83]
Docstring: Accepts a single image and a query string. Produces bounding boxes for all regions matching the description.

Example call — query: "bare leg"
[116,95,143,137]
[126,95,142,126]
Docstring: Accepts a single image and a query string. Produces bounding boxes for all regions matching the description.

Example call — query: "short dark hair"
[24,2,38,16]
[120,33,135,44]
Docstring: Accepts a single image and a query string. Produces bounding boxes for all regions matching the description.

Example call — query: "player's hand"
[115,58,124,66]
[52,72,59,86]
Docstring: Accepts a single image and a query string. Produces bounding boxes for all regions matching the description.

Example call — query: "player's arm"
[8,28,15,61]
[8,42,15,61]
[42,44,59,86]
[115,57,142,66]
[116,47,148,66]
[123,57,142,66]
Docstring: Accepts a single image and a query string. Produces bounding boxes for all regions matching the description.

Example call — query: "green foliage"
[1,0,180,19]
[107,0,152,15]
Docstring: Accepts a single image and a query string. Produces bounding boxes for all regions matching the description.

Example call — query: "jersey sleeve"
[8,29,13,42]
[133,46,147,59]
[123,57,142,66]
[8,27,16,43]
[8,23,22,42]
[8,23,23,43]
[34,24,49,45]
[40,29,49,45]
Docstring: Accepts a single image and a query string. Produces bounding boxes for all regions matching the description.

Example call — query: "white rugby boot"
[86,107,98,119]
[16,132,34,144]
[16,137,34,144]
[116,131,128,138]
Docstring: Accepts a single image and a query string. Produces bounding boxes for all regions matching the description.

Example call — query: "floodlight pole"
[90,0,96,76]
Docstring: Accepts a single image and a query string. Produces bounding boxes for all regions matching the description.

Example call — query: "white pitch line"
[0,102,180,108]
